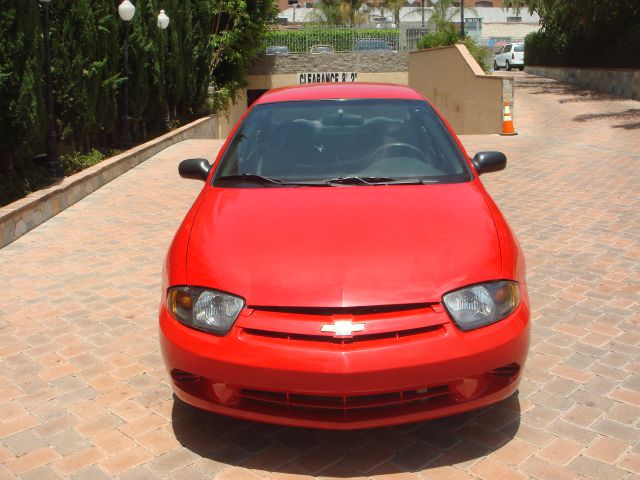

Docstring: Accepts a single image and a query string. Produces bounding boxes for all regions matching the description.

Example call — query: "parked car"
[354,38,395,52]
[494,42,524,71]
[265,45,289,55]
[161,83,530,430]
[309,44,334,54]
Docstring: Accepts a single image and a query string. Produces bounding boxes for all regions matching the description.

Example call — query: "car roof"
[255,83,424,104]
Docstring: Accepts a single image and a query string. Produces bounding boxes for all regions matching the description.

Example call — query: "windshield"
[213,99,472,187]
[514,44,524,52]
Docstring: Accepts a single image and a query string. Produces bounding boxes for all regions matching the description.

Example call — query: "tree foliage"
[0,1,47,173]
[309,0,369,27]
[506,0,640,68]
[0,1,50,204]
[383,0,403,26]
[428,0,476,31]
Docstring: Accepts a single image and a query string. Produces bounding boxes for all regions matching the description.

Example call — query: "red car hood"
[186,183,501,307]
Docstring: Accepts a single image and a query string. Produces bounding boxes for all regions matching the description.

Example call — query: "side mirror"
[472,151,507,175]
[178,158,211,181]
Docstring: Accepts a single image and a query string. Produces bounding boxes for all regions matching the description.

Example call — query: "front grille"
[249,303,433,316]
[243,324,444,344]
[239,385,451,412]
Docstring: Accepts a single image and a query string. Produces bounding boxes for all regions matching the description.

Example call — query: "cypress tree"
[126,0,155,140]
[91,0,121,148]
[0,1,47,178]
[50,0,101,152]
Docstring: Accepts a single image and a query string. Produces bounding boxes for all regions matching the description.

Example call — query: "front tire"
[493,60,499,71]
[519,66,524,71]
[506,61,512,71]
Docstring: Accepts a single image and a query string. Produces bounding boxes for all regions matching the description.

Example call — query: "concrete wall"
[0,116,218,249]
[482,23,540,41]
[409,44,512,134]
[217,89,249,138]
[526,66,640,100]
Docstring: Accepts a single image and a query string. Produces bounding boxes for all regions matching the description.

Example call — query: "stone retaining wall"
[0,115,218,249]
[526,66,640,100]
[248,52,409,75]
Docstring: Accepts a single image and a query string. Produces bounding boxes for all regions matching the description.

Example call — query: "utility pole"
[460,0,465,39]
[39,0,62,178]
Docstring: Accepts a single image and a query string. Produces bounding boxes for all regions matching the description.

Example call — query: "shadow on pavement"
[612,122,640,130]
[518,77,624,103]
[171,392,522,476]
[573,109,640,123]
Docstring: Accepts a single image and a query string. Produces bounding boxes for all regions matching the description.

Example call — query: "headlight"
[167,287,245,336]
[443,280,520,331]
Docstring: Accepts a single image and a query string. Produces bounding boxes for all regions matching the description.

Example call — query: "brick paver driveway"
[1,73,639,479]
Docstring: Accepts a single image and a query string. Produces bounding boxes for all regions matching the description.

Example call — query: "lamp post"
[39,0,62,178]
[460,0,465,39]
[157,10,170,129]
[118,0,135,149]
[406,0,425,32]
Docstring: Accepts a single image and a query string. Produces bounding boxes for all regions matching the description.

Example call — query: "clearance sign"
[297,72,358,84]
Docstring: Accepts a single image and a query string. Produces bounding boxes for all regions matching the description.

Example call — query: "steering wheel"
[369,143,429,163]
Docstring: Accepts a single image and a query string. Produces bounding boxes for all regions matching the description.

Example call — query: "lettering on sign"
[297,72,358,84]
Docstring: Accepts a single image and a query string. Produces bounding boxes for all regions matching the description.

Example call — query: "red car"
[160,83,530,430]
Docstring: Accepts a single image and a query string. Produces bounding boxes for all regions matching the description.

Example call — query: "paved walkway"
[1,73,639,479]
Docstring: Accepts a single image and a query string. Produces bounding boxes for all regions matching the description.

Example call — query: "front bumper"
[160,303,529,430]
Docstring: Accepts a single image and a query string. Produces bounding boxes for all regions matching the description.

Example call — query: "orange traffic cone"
[500,101,518,136]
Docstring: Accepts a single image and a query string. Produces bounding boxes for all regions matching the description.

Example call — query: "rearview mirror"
[472,152,507,175]
[179,158,211,181]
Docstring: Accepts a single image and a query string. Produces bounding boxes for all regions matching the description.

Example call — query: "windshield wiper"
[324,176,447,186]
[216,174,329,187]
[324,176,397,185]
[216,173,284,185]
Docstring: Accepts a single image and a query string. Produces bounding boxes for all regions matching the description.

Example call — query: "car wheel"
[506,61,512,71]
[519,66,524,71]
[493,60,499,71]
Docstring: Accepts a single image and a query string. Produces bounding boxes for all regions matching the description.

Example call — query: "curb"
[0,115,218,249]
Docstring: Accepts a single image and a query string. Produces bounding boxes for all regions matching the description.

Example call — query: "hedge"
[0,0,276,207]
[523,0,640,69]
[263,28,400,53]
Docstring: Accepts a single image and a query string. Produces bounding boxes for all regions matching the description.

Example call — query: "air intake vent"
[171,369,202,383]
[489,363,520,377]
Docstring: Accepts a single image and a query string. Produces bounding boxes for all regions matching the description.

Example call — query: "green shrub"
[416,28,459,50]
[463,38,493,73]
[524,29,566,67]
[60,149,107,176]
[417,27,492,73]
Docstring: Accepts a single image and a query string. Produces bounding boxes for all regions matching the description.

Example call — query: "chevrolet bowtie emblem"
[321,320,366,337]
